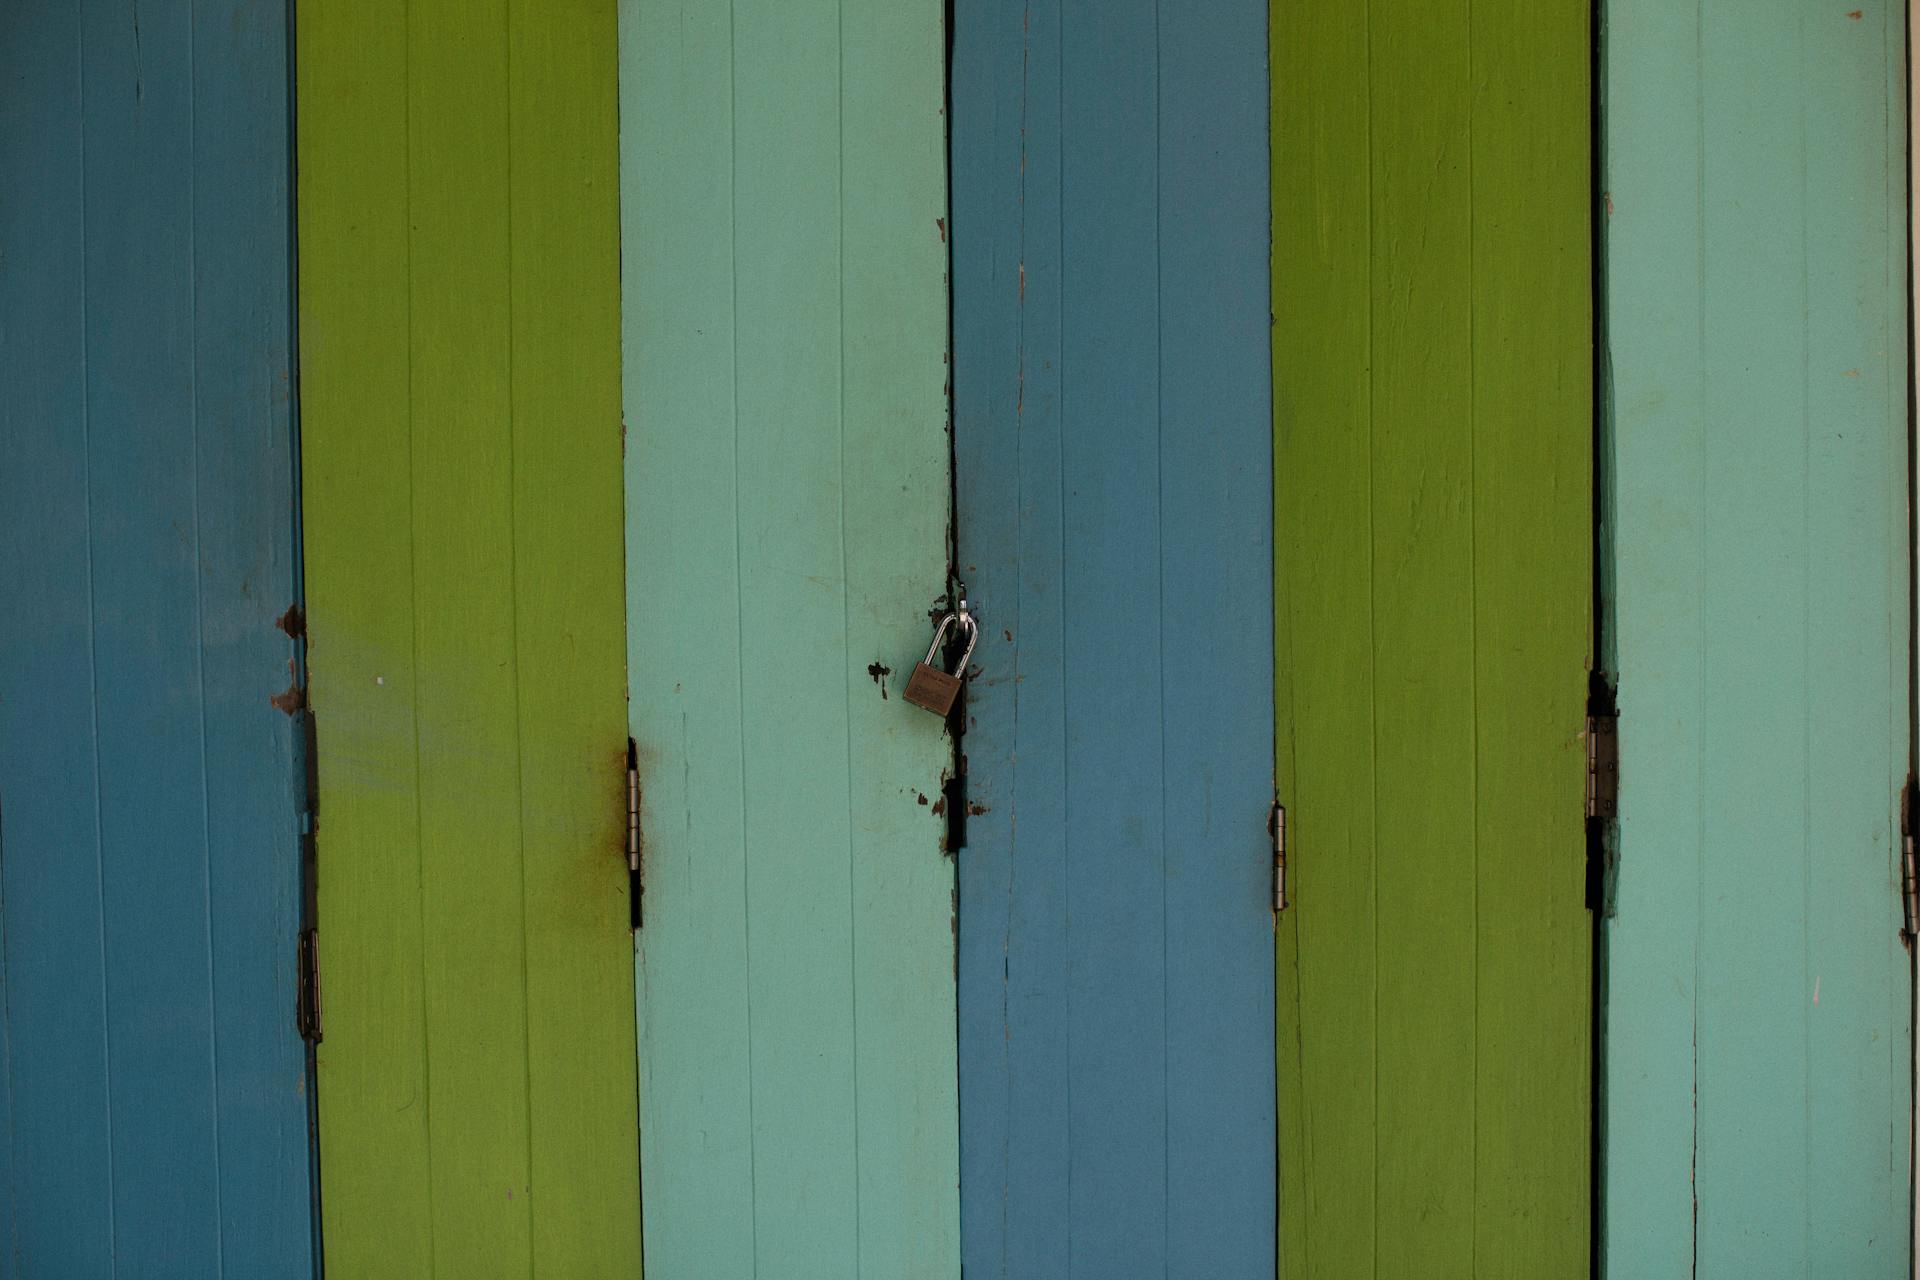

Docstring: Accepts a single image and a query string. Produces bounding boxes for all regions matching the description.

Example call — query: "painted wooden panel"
[949,1,1276,1274]
[620,1,956,1275]
[1600,1,1912,1274]
[1272,0,1593,1274]
[0,2,314,1272]
[297,2,641,1274]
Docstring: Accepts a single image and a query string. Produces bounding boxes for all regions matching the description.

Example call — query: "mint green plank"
[621,1,957,1275]
[1596,0,1703,1271]
[1601,1,1911,1274]
[620,2,752,1271]
[839,3,960,1273]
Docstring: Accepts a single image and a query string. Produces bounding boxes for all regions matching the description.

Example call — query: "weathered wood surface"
[298,1,641,1272]
[1273,0,1594,1273]
[1601,1,1911,1274]
[0,1,314,1272]
[621,0,958,1274]
[952,0,1277,1274]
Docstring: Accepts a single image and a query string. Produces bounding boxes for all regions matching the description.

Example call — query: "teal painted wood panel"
[619,1,958,1275]
[950,0,1277,1273]
[0,2,314,1272]
[1601,1,1911,1274]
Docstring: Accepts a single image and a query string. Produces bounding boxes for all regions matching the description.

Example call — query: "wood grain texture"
[0,1,314,1272]
[1601,1,1912,1274]
[1273,1,1593,1275]
[620,1,958,1275]
[949,0,1276,1275]
[297,1,640,1273]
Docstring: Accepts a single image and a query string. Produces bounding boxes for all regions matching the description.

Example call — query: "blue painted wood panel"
[0,3,314,1273]
[1600,0,1911,1274]
[950,0,1276,1273]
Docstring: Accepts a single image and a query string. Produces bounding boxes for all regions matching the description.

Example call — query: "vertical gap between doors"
[1903,1,1918,1268]
[281,0,325,1272]
[941,0,968,864]
[1588,0,1610,1272]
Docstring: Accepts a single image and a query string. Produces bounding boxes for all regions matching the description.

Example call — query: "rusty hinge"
[297,708,322,1041]
[1585,707,1619,820]
[1902,835,1917,941]
[298,929,322,1043]
[1901,774,1918,940]
[1270,799,1289,913]
[1585,673,1619,915]
[627,739,643,929]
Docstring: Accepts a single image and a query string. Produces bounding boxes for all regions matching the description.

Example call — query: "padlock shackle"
[924,610,980,675]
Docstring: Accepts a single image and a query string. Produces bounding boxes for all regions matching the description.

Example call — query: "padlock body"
[902,662,962,715]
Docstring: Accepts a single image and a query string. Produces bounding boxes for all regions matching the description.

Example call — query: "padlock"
[903,606,978,716]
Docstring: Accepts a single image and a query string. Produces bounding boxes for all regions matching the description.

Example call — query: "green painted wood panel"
[1272,1,1593,1275]
[297,2,641,1274]
[620,1,957,1276]
[1600,2,1911,1274]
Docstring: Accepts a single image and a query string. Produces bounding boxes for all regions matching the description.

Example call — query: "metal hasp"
[904,596,979,717]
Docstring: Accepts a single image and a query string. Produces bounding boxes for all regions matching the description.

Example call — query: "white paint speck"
[376,676,385,686]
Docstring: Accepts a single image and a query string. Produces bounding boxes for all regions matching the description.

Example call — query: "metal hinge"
[1585,708,1619,820]
[297,708,322,1042]
[1270,799,1289,913]
[1901,775,1918,940]
[298,930,322,1043]
[1585,672,1619,915]
[626,747,641,874]
[627,739,643,929]
[1902,835,1917,941]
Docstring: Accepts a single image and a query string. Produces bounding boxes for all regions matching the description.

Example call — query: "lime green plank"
[1367,0,1479,1268]
[506,2,642,1271]
[1271,1,1378,1274]
[1469,0,1593,1269]
[296,3,431,1269]
[298,1,641,1273]
[620,0,957,1274]
[1273,1,1593,1274]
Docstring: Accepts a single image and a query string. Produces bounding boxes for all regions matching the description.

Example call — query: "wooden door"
[949,2,1277,1274]
[1601,2,1912,1274]
[0,3,314,1272]
[1272,1,1594,1274]
[297,3,642,1273]
[620,2,958,1275]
